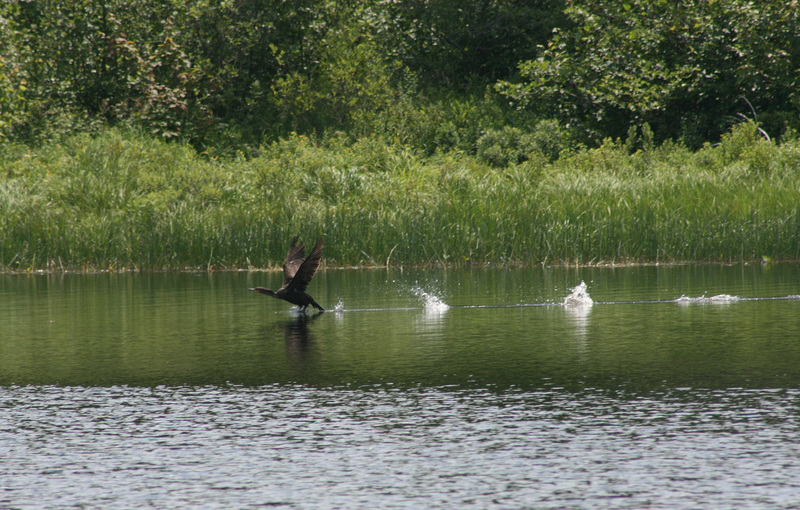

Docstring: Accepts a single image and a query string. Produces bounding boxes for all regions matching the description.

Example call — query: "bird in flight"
[250,237,325,311]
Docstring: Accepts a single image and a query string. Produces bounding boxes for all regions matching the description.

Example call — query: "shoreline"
[2,257,791,276]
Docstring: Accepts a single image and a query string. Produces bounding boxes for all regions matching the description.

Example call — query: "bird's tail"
[310,298,324,311]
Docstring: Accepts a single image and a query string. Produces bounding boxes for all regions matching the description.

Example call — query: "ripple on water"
[2,385,800,509]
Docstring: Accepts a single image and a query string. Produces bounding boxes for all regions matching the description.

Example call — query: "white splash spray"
[411,286,450,312]
[563,281,594,307]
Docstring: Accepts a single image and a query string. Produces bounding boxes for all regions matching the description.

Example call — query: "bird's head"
[249,287,276,297]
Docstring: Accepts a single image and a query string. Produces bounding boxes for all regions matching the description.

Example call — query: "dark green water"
[2,265,800,509]
[2,265,799,389]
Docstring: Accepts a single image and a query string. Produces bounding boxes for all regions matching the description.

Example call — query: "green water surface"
[1,264,799,389]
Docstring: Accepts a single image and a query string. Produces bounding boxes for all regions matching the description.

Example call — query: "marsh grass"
[1,123,799,271]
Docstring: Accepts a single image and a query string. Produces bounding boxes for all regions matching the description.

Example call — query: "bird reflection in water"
[283,311,324,360]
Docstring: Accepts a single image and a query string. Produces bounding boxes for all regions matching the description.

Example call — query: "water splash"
[563,281,594,307]
[332,300,345,313]
[411,287,450,312]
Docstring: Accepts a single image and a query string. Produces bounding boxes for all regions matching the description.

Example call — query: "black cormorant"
[250,237,324,311]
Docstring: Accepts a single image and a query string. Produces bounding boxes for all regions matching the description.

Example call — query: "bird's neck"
[252,287,277,298]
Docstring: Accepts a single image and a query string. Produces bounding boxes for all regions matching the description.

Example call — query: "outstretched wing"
[287,238,324,293]
[282,236,305,287]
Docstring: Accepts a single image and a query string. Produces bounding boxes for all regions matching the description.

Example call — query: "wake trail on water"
[292,282,799,314]
[325,285,451,314]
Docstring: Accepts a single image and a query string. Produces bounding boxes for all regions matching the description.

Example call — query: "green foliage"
[2,126,799,271]
[499,0,800,147]
[477,120,574,166]
[2,0,558,150]
[0,0,343,146]
[4,0,800,273]
[370,84,521,155]
[370,0,566,87]
[4,0,800,151]
[271,15,400,136]
[0,0,205,143]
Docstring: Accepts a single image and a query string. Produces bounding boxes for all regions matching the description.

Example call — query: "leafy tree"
[171,0,334,143]
[0,0,201,141]
[370,0,566,88]
[0,0,339,145]
[499,0,800,147]
[270,4,401,136]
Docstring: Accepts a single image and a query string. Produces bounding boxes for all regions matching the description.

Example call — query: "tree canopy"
[499,0,800,147]
[1,0,798,152]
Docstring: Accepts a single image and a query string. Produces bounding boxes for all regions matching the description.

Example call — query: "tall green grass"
[1,123,799,271]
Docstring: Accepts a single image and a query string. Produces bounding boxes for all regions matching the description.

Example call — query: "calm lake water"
[2,264,800,509]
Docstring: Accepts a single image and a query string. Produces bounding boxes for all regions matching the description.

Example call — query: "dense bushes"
[2,0,798,151]
[0,0,549,151]
[499,0,800,148]
[2,1,800,269]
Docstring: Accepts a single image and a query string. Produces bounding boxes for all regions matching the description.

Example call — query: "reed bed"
[1,124,799,271]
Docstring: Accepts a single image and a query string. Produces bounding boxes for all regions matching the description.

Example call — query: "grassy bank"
[1,123,799,271]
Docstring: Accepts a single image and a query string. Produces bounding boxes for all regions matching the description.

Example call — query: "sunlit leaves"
[499,0,800,147]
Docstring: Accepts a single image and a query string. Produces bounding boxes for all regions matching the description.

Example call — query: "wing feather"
[286,238,324,293]
[282,236,305,287]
